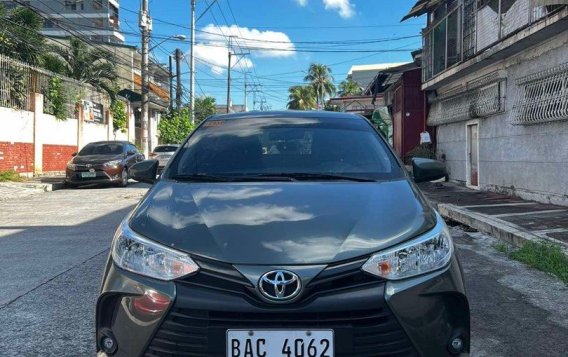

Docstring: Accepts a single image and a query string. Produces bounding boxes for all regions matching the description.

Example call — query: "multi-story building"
[1,0,124,43]
[402,0,567,205]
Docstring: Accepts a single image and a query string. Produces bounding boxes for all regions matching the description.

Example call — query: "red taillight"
[149,152,157,158]
[131,289,170,315]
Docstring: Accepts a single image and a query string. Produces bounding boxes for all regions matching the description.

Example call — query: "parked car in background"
[149,144,180,171]
[65,141,144,188]
[97,111,469,357]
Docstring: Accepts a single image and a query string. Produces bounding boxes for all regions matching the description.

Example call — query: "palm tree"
[338,79,362,97]
[0,6,45,65]
[304,63,336,108]
[194,96,216,123]
[287,85,316,110]
[44,38,117,98]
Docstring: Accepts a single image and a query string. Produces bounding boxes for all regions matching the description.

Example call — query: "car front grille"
[144,307,418,357]
[143,259,417,357]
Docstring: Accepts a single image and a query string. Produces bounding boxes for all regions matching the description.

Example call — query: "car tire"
[119,168,128,187]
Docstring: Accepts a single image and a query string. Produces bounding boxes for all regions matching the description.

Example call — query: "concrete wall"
[436,32,568,205]
[0,94,126,175]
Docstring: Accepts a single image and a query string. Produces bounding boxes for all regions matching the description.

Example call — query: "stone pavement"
[419,182,568,252]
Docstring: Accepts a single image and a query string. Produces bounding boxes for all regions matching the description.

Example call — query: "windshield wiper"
[170,173,295,182]
[250,172,376,182]
[170,173,233,182]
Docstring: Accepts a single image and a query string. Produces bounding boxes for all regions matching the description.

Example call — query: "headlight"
[67,162,77,170]
[104,160,122,168]
[361,216,453,280]
[111,220,199,280]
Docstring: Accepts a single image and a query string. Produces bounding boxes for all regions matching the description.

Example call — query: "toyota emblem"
[258,270,301,302]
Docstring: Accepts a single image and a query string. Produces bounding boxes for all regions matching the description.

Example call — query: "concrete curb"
[0,182,65,192]
[433,202,568,255]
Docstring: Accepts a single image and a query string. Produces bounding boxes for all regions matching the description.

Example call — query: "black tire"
[119,168,128,187]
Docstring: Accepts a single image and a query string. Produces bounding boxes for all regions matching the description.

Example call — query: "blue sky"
[120,0,424,110]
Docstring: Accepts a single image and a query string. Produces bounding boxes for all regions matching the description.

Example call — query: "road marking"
[492,209,567,218]
[532,228,568,234]
[462,203,537,208]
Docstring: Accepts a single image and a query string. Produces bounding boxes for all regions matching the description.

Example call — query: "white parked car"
[149,144,180,170]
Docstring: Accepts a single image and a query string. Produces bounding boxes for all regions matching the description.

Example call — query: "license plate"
[81,172,96,178]
[227,330,333,357]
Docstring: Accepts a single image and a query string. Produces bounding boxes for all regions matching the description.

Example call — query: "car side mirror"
[412,158,447,183]
[129,160,159,184]
[71,152,77,157]
[127,150,136,155]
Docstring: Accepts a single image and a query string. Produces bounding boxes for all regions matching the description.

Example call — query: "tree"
[157,108,195,144]
[304,63,336,108]
[0,5,45,66]
[287,85,316,110]
[45,38,117,98]
[111,100,128,133]
[194,96,216,124]
[338,79,362,97]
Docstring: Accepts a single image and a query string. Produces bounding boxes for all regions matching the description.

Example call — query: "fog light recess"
[100,329,118,355]
[448,336,465,355]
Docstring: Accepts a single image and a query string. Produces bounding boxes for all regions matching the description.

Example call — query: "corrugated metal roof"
[401,0,444,21]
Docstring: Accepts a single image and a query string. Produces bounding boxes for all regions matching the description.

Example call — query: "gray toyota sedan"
[97,111,469,357]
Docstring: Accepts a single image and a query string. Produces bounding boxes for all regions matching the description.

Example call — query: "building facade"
[1,0,124,43]
[403,0,567,205]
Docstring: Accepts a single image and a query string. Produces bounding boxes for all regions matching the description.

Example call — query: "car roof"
[206,110,365,121]
[87,141,131,145]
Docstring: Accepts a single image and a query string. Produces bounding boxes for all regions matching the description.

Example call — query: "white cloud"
[193,43,253,75]
[295,0,308,6]
[323,0,355,18]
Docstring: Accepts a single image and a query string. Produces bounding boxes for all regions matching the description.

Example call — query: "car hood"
[73,154,123,165]
[129,179,436,265]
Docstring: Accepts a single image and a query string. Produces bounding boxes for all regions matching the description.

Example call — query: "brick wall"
[0,142,34,173]
[42,144,77,172]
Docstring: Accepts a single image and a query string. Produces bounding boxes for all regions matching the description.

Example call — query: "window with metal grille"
[510,62,568,125]
[428,73,506,126]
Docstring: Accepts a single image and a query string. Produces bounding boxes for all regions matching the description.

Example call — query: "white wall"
[37,114,78,146]
[0,107,34,143]
[435,33,568,205]
[82,122,110,149]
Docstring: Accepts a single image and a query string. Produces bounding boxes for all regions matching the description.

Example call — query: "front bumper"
[66,167,123,185]
[97,255,469,357]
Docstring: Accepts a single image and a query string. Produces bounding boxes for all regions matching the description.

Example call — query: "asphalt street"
[0,184,566,356]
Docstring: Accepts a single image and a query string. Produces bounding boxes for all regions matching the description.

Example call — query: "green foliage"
[46,77,66,120]
[2,64,27,109]
[338,79,362,97]
[287,85,316,110]
[324,101,341,112]
[304,63,336,108]
[0,5,45,66]
[403,144,436,165]
[0,169,23,182]
[194,96,216,124]
[510,241,568,285]
[158,108,195,144]
[111,100,128,133]
[47,38,117,98]
[493,242,509,253]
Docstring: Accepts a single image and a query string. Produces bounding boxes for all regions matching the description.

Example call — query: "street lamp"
[149,34,186,51]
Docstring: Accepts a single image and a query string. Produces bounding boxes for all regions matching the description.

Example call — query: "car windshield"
[79,143,124,156]
[167,116,403,181]
[153,145,179,153]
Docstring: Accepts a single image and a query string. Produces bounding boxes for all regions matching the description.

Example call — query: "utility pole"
[139,0,152,156]
[244,71,248,112]
[189,0,196,123]
[175,48,182,109]
[226,36,232,114]
[168,55,173,110]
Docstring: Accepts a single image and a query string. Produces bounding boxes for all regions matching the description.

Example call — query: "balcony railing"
[422,0,565,82]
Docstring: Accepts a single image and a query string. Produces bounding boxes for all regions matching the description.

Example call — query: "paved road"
[0,185,566,356]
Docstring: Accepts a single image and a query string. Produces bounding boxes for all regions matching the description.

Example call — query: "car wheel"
[119,168,128,187]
